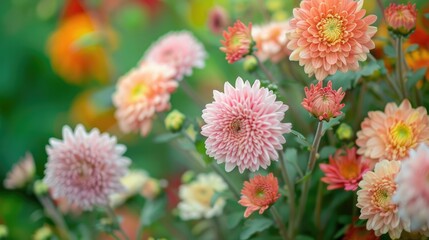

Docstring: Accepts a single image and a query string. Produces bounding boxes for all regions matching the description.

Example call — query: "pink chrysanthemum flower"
[394,144,429,230]
[238,173,280,218]
[208,6,229,35]
[252,21,292,63]
[201,77,292,173]
[143,31,206,81]
[356,99,429,163]
[301,81,345,121]
[385,3,417,37]
[113,63,177,136]
[320,147,370,191]
[220,20,253,64]
[44,124,131,210]
[356,160,409,239]
[287,0,377,81]
[3,152,35,189]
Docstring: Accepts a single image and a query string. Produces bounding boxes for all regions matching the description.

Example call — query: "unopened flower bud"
[181,171,195,183]
[243,56,258,73]
[33,180,49,196]
[385,3,417,37]
[336,123,354,140]
[33,225,52,240]
[165,110,186,133]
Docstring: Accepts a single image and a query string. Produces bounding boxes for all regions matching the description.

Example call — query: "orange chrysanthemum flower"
[301,81,345,121]
[356,99,429,163]
[405,48,429,81]
[287,0,377,81]
[385,3,417,37]
[238,173,280,218]
[220,20,253,64]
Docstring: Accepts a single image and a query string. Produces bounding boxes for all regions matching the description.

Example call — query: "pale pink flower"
[220,20,253,64]
[301,81,345,121]
[113,63,177,136]
[4,152,35,189]
[394,144,429,230]
[320,147,370,191]
[238,173,280,218]
[252,21,292,63]
[201,77,292,173]
[356,99,429,163]
[208,6,229,35]
[287,0,377,81]
[44,124,130,210]
[385,3,417,36]
[143,31,206,81]
[356,160,409,239]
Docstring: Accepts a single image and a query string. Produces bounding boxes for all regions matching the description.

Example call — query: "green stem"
[254,54,276,84]
[295,121,324,230]
[211,163,241,200]
[396,37,407,99]
[314,181,324,240]
[278,151,296,239]
[270,206,289,240]
[37,195,72,240]
[105,205,130,240]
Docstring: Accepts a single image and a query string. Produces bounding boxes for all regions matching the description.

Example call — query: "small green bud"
[33,180,49,196]
[165,110,186,133]
[336,123,354,140]
[243,56,258,73]
[0,225,8,239]
[33,225,52,240]
[181,171,195,184]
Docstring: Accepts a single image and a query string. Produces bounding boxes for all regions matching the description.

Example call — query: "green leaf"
[383,45,396,58]
[406,44,419,53]
[227,212,243,230]
[195,139,213,164]
[327,71,357,91]
[296,235,315,240]
[319,146,337,160]
[406,67,427,90]
[322,114,344,134]
[360,60,380,77]
[240,217,274,240]
[140,197,167,227]
[333,224,350,239]
[290,130,311,148]
[296,173,311,184]
[153,132,181,143]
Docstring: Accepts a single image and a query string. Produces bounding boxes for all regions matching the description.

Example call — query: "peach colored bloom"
[394,144,429,230]
[385,3,417,37]
[201,77,292,173]
[143,31,206,81]
[356,99,429,163]
[320,147,370,191]
[301,81,345,121]
[252,21,292,63]
[239,173,280,218]
[3,152,35,189]
[287,0,377,81]
[220,20,253,63]
[113,63,177,136]
[44,124,130,210]
[356,160,409,239]
[208,6,229,35]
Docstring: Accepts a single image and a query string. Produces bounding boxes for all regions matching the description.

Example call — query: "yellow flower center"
[130,83,150,102]
[390,122,414,147]
[317,15,344,45]
[371,179,396,212]
[374,188,391,209]
[190,184,215,207]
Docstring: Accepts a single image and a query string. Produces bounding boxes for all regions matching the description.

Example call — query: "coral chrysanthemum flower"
[343,222,380,240]
[385,3,417,37]
[3,152,35,189]
[143,31,206,81]
[44,124,130,210]
[238,173,280,218]
[113,63,177,136]
[320,147,370,191]
[220,20,253,64]
[356,99,429,163]
[252,21,292,63]
[201,77,292,173]
[287,0,377,81]
[356,160,409,239]
[48,14,112,84]
[301,81,345,121]
[393,144,429,230]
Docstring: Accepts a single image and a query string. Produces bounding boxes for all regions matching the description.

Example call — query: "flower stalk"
[396,36,407,99]
[278,150,296,239]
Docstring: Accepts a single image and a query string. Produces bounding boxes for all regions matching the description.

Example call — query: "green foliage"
[240,217,274,240]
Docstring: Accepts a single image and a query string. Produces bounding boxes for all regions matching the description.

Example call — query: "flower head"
[165,109,186,133]
[357,160,409,239]
[287,0,377,81]
[143,31,206,81]
[301,81,345,121]
[356,99,429,163]
[109,170,149,207]
[238,173,280,217]
[252,21,292,63]
[406,47,429,82]
[343,223,379,240]
[220,20,253,63]
[177,173,227,220]
[113,63,177,136]
[208,6,229,35]
[320,147,370,191]
[394,144,429,230]
[4,152,35,189]
[201,77,292,173]
[385,3,417,37]
[44,124,130,210]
